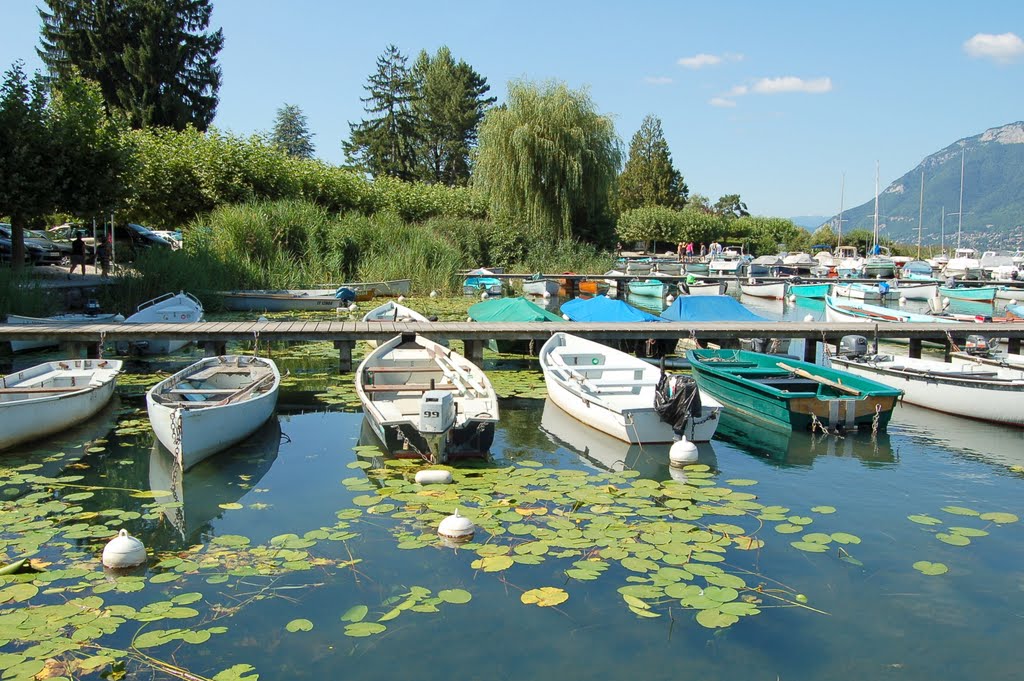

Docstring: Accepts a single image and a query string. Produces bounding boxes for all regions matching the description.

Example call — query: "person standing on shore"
[69,234,86,278]
[95,239,110,277]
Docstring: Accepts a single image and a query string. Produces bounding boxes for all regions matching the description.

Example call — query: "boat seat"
[729,368,789,377]
[589,381,660,390]
[368,366,443,373]
[169,388,240,395]
[562,364,644,373]
[362,383,458,393]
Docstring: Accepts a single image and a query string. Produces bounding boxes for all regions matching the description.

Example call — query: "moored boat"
[824,295,960,325]
[1,359,122,450]
[6,309,125,352]
[894,282,938,301]
[833,282,893,302]
[119,292,204,355]
[626,279,667,298]
[829,342,1024,426]
[740,279,786,299]
[521,275,561,297]
[221,288,371,312]
[336,279,412,297]
[356,333,498,462]
[687,348,902,432]
[937,285,999,303]
[468,296,562,354]
[788,282,831,299]
[146,355,281,470]
[683,280,727,296]
[362,300,436,348]
[540,332,721,443]
[463,268,504,296]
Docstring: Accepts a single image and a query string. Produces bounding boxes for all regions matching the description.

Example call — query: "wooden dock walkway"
[3,320,1023,371]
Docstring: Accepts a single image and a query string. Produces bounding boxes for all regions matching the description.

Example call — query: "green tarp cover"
[468,296,562,322]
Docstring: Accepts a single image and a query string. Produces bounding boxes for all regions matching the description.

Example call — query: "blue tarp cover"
[560,295,663,322]
[660,295,769,322]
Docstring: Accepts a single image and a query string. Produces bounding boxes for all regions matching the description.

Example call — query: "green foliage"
[732,216,809,256]
[810,224,838,248]
[411,46,495,186]
[344,45,419,181]
[617,114,687,212]
[38,0,223,130]
[475,79,621,241]
[271,103,315,159]
[616,205,683,244]
[714,194,749,219]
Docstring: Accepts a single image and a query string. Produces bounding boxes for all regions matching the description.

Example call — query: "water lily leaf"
[811,505,836,514]
[790,541,829,553]
[725,479,757,486]
[217,502,243,510]
[344,621,387,637]
[521,587,568,607]
[936,533,970,546]
[695,608,739,629]
[802,533,833,544]
[788,516,813,526]
[830,532,861,545]
[213,663,259,681]
[471,555,514,572]
[908,514,942,525]
[913,560,948,576]
[438,589,471,604]
[979,512,1018,524]
[733,536,765,550]
[941,506,979,517]
[0,583,38,603]
[134,628,184,649]
[629,605,661,618]
[719,601,760,616]
[705,573,746,589]
[341,605,368,623]
[621,557,659,573]
[949,526,989,537]
[703,586,738,603]
[286,618,313,632]
[774,524,802,534]
[617,585,664,599]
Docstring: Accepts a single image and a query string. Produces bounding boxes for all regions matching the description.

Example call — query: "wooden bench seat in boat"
[362,383,458,393]
[367,366,445,373]
[169,388,240,395]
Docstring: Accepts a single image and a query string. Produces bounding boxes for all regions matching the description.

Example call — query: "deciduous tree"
[714,193,749,219]
[475,80,621,241]
[272,103,315,159]
[617,115,687,212]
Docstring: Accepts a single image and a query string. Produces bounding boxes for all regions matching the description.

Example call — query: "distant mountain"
[828,122,1024,250]
[790,215,829,230]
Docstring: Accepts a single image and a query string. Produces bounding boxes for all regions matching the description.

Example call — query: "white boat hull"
[686,282,726,296]
[122,292,204,355]
[830,356,1024,426]
[7,313,124,352]
[996,286,1024,301]
[895,283,937,301]
[147,356,280,469]
[833,283,886,301]
[337,279,412,297]
[1,359,121,450]
[740,282,786,299]
[522,279,561,296]
[221,289,341,312]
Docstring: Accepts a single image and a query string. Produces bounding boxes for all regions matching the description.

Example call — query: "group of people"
[67,233,111,278]
[677,241,725,260]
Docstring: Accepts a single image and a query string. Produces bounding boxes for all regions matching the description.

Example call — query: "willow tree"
[474,80,620,242]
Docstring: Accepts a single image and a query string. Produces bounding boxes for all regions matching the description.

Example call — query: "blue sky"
[3,1,1023,218]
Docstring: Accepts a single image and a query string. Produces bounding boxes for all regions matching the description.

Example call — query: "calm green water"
[1,297,1023,681]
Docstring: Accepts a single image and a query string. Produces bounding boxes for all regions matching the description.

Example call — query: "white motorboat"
[356,333,499,463]
[943,248,982,279]
[522,276,561,297]
[894,282,938,301]
[708,246,748,277]
[684,280,727,296]
[1,359,122,450]
[336,279,412,297]
[361,300,438,348]
[829,343,1024,426]
[220,288,372,312]
[6,310,124,352]
[539,332,721,443]
[833,282,893,302]
[740,279,787,300]
[119,292,204,355]
[146,355,281,470]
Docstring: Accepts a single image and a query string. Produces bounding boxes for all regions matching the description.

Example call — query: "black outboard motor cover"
[838,335,868,358]
[965,335,995,356]
[655,374,703,434]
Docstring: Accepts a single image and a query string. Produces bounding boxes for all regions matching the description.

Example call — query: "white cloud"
[643,76,673,85]
[963,32,1024,63]
[677,52,743,69]
[729,85,749,96]
[750,76,832,94]
[709,97,736,108]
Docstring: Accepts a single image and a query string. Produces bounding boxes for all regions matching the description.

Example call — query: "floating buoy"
[942,297,950,306]
[397,295,406,303]
[666,294,675,303]
[669,437,699,467]
[257,316,269,323]
[898,296,907,306]
[803,314,814,323]
[562,314,570,321]
[788,295,796,302]
[348,303,358,312]
[542,291,551,298]
[438,509,474,541]
[415,469,453,485]
[430,290,439,299]
[481,292,489,300]
[102,529,146,569]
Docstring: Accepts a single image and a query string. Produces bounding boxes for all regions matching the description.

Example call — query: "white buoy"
[481,292,489,300]
[397,295,406,303]
[898,296,907,306]
[102,529,147,569]
[943,297,950,306]
[669,437,699,467]
[562,314,570,321]
[666,294,675,303]
[430,290,439,299]
[1009,299,1017,306]
[438,509,475,541]
[466,316,473,322]
[542,291,551,298]
[257,316,268,323]
[788,295,797,303]
[415,469,453,485]
[803,314,814,323]
[348,303,358,312]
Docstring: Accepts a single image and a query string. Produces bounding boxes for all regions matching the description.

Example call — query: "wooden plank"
[362,383,457,393]
[776,362,861,396]
[0,386,83,393]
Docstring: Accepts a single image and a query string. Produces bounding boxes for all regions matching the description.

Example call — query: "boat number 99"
[423,410,440,418]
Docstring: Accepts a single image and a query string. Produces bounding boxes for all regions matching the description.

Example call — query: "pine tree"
[344,45,419,181]
[271,103,315,159]
[38,0,223,130]
[617,115,688,212]
[411,46,495,185]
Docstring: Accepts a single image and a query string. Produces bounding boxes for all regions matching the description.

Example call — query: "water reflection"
[539,398,718,478]
[148,417,282,542]
[714,410,896,467]
[892,403,1024,471]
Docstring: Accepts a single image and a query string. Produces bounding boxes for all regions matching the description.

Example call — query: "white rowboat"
[361,301,436,348]
[119,292,204,355]
[1,359,122,450]
[740,280,786,299]
[146,355,281,470]
[6,312,124,352]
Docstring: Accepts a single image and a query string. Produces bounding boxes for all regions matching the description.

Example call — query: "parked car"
[151,229,183,249]
[47,224,97,262]
[0,233,13,264]
[0,223,64,266]
[110,223,174,260]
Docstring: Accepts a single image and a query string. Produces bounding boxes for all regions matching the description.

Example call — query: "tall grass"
[0,268,56,317]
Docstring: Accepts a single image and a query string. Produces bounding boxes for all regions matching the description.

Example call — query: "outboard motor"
[964,334,997,356]
[420,390,456,435]
[84,298,102,316]
[837,335,868,359]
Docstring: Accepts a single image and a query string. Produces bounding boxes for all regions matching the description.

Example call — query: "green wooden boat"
[686,349,903,432]
[626,279,667,298]
[937,285,998,303]
[788,282,831,299]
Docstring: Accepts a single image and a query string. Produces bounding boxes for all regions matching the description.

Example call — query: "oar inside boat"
[776,362,862,396]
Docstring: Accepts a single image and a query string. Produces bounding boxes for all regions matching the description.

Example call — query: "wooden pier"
[3,320,1023,371]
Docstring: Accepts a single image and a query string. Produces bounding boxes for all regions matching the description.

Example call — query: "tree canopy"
[272,103,315,159]
[714,193,749,219]
[411,46,494,186]
[344,45,419,181]
[474,79,621,242]
[617,114,687,212]
[38,0,223,131]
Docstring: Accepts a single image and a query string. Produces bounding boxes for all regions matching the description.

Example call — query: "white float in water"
[415,469,453,485]
[899,296,907,305]
[438,509,475,541]
[257,316,269,323]
[669,437,698,467]
[562,314,570,321]
[943,297,950,306]
[1009,299,1017,306]
[430,290,439,298]
[666,294,675,303]
[348,303,358,312]
[788,294,797,302]
[542,291,551,298]
[481,292,489,300]
[397,295,406,303]
[803,314,814,323]
[668,467,688,483]
[102,529,147,569]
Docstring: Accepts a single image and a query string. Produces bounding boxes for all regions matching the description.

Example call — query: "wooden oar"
[0,386,84,394]
[776,362,862,396]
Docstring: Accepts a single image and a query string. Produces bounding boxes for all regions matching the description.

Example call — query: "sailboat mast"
[837,173,845,249]
[941,207,945,253]
[957,147,965,251]
[873,161,880,250]
[917,171,924,259]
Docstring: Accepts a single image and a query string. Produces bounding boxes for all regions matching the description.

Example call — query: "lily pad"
[285,618,313,632]
[908,514,942,525]
[936,533,970,547]
[341,605,368,623]
[979,512,1018,524]
[438,589,472,604]
[344,622,387,637]
[913,560,948,576]
[941,505,980,517]
[521,587,569,607]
